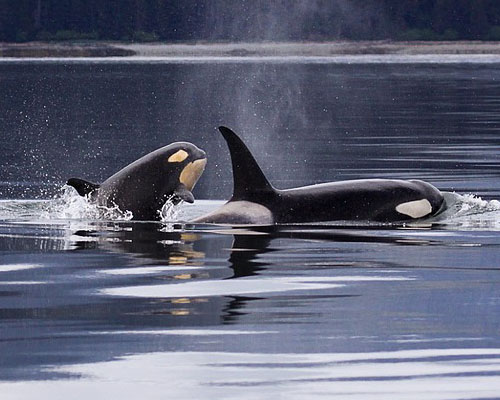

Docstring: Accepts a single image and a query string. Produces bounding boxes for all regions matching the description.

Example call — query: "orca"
[68,142,207,220]
[192,126,445,224]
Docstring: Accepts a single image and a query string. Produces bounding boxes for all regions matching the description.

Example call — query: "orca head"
[66,142,207,213]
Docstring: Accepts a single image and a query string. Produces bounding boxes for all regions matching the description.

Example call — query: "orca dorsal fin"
[67,178,100,197]
[218,126,275,200]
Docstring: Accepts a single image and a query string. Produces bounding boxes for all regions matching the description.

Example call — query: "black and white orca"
[68,142,207,220]
[193,126,445,224]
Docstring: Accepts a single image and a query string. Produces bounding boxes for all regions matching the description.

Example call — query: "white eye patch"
[168,150,189,163]
[180,158,207,190]
[395,199,432,219]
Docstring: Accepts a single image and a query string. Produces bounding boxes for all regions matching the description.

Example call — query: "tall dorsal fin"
[67,178,100,197]
[218,126,275,200]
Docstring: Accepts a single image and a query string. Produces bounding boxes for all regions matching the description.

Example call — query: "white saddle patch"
[395,199,432,219]
[193,201,274,225]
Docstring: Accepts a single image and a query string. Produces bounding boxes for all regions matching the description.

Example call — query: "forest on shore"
[1,0,500,43]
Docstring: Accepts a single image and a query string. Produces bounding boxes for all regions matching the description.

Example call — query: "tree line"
[1,0,500,43]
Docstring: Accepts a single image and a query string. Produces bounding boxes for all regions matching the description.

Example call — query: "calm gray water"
[0,56,500,399]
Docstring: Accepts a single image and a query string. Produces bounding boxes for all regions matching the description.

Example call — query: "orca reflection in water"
[193,127,445,224]
[68,142,207,220]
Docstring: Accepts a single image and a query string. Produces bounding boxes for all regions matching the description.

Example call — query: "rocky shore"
[2,40,500,58]
[0,42,134,57]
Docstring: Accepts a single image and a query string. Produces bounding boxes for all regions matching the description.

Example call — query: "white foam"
[49,186,134,221]
[455,193,500,215]
[432,192,500,230]
[0,186,134,222]
[158,197,181,223]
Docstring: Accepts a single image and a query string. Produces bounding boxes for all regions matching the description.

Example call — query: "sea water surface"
[1,55,500,399]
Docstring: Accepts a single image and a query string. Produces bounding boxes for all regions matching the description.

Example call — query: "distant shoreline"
[2,40,500,58]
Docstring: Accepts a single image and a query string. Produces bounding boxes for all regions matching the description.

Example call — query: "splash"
[441,192,500,216]
[0,186,203,225]
[158,196,181,222]
[158,196,182,231]
[0,186,133,222]
[431,192,500,230]
[453,193,500,215]
[47,186,134,221]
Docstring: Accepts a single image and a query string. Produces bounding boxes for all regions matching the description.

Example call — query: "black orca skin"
[193,126,445,225]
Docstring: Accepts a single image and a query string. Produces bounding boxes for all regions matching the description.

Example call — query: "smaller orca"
[68,142,207,220]
[193,126,446,225]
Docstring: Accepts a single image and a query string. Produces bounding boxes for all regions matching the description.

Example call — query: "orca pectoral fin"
[67,178,100,197]
[173,185,195,204]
